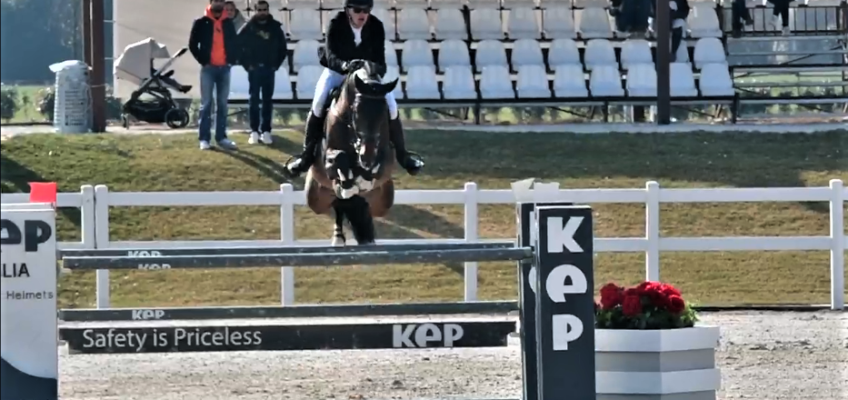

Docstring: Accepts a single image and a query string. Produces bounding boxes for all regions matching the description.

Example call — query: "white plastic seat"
[698,63,734,97]
[395,0,427,8]
[553,64,589,98]
[625,64,657,97]
[292,40,322,73]
[398,8,431,40]
[404,66,441,99]
[511,39,544,68]
[688,3,722,38]
[517,65,551,98]
[620,39,653,70]
[670,63,698,97]
[578,7,613,39]
[693,38,726,69]
[383,66,404,99]
[401,39,434,71]
[508,7,539,39]
[479,65,515,99]
[589,65,624,97]
[442,66,478,99]
[296,65,323,100]
[468,0,502,8]
[289,9,323,40]
[543,6,577,39]
[229,66,250,100]
[372,8,396,41]
[470,9,504,40]
[273,67,294,99]
[435,9,468,40]
[584,39,617,71]
[385,41,398,68]
[438,39,471,72]
[547,39,581,70]
[474,40,508,72]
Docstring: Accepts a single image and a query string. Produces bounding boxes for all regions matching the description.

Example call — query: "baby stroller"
[114,38,192,129]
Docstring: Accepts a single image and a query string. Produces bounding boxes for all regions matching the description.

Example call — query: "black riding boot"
[388,117,423,176]
[285,111,325,177]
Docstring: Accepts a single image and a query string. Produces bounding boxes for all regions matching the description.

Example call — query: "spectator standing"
[669,0,690,62]
[611,0,652,35]
[238,0,288,145]
[767,0,791,35]
[730,0,755,38]
[225,1,247,32]
[189,0,239,150]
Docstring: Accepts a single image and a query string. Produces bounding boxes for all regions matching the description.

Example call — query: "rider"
[285,0,424,178]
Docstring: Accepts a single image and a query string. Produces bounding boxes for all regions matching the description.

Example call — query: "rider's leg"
[286,68,345,176]
[385,92,423,175]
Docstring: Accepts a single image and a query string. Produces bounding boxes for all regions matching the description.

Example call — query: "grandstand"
[113,0,848,121]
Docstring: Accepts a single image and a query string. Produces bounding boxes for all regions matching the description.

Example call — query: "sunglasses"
[349,6,371,14]
[256,7,269,11]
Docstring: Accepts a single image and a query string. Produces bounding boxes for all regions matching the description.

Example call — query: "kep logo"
[0,219,53,252]
[392,323,464,348]
[537,215,590,351]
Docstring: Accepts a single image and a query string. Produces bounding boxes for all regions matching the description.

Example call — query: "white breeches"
[310,67,398,119]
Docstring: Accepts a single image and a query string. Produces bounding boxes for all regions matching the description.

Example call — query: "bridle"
[335,73,388,174]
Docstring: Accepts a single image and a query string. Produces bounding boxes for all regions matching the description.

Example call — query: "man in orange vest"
[188,0,240,150]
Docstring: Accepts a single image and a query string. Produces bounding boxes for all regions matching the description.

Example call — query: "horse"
[303,61,399,246]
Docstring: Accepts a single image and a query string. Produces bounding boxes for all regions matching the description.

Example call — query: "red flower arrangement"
[595,281,698,330]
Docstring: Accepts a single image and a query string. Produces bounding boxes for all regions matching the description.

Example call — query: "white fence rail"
[2,181,845,310]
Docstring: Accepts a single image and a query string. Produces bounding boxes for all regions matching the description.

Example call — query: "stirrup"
[283,155,307,178]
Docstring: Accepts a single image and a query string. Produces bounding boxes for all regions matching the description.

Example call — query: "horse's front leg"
[331,203,346,247]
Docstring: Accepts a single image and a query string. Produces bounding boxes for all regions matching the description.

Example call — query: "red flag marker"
[29,182,58,206]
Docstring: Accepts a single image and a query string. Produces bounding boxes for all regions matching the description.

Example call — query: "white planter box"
[595,325,721,400]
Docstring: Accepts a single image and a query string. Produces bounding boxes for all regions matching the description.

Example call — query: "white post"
[645,181,660,281]
[829,179,844,310]
[280,183,296,306]
[93,185,110,309]
[79,185,96,250]
[463,182,479,301]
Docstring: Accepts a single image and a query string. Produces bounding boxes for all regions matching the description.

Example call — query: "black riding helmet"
[345,0,373,9]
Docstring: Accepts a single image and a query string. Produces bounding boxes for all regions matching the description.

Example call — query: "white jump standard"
[2,202,597,400]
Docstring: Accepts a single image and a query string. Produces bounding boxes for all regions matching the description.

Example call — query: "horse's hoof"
[332,236,346,247]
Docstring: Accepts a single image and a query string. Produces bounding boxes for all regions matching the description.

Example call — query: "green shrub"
[0,85,21,122]
[37,86,56,122]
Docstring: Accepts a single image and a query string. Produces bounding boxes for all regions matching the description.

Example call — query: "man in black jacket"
[188,0,240,150]
[238,0,287,145]
[284,0,423,178]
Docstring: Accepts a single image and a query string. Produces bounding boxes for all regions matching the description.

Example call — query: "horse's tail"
[336,196,375,245]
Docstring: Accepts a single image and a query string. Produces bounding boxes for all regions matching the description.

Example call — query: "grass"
[1,129,846,309]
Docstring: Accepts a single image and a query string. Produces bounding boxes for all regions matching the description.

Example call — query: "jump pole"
[2,201,595,400]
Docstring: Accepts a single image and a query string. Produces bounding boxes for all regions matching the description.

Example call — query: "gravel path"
[59,311,847,400]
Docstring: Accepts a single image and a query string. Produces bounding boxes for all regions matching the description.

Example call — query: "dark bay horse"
[304,62,399,246]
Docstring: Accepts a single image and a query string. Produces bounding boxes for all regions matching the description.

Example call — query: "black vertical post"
[534,205,596,400]
[517,202,570,400]
[82,0,92,68]
[656,0,671,125]
[90,0,106,133]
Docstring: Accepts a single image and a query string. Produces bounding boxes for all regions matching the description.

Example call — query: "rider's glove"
[342,59,366,72]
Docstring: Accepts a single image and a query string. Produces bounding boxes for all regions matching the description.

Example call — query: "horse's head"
[343,64,398,171]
